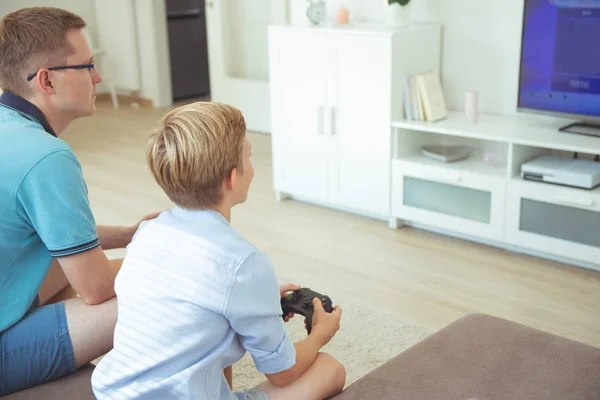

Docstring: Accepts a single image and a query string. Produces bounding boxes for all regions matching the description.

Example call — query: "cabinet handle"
[317,106,324,136]
[555,196,596,209]
[331,107,337,136]
[426,175,463,184]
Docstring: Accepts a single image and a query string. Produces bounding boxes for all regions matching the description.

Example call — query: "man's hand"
[125,211,163,242]
[97,211,163,250]
[280,283,300,322]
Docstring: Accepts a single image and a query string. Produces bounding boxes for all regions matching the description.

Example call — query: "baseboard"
[96,93,154,108]
[278,193,389,222]
[277,194,600,273]
[405,221,600,273]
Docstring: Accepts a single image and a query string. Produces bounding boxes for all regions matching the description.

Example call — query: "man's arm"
[97,211,163,250]
[96,225,133,250]
[57,246,122,305]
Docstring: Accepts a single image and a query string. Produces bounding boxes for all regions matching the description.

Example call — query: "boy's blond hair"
[0,7,86,97]
[146,102,246,209]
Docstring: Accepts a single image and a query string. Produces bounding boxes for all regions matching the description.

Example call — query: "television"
[518,0,600,137]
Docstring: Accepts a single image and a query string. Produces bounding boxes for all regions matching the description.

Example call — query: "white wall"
[0,0,172,108]
[133,0,172,108]
[290,0,525,116]
[224,0,270,81]
[0,0,99,51]
[94,0,171,107]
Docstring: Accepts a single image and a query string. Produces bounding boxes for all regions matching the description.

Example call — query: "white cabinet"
[390,111,600,272]
[505,179,600,266]
[269,30,329,202]
[269,23,442,218]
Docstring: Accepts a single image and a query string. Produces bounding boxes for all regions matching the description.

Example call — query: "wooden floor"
[63,101,600,348]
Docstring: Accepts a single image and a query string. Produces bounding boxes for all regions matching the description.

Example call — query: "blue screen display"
[518,0,600,117]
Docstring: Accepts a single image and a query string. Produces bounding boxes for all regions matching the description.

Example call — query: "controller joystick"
[281,288,334,335]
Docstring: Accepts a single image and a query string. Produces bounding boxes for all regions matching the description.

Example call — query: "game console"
[521,155,600,190]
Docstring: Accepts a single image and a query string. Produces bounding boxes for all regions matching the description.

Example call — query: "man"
[0,7,157,396]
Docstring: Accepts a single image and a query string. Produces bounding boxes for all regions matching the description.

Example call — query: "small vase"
[386,3,412,28]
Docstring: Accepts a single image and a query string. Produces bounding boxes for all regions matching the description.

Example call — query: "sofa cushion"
[332,314,600,400]
[4,364,95,400]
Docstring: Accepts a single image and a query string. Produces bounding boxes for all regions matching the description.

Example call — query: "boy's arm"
[265,299,342,387]
[225,252,300,384]
[264,333,322,386]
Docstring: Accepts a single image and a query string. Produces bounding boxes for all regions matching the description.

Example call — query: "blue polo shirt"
[0,92,99,333]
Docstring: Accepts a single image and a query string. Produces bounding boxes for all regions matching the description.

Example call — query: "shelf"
[269,22,442,36]
[392,111,600,154]
[394,151,507,179]
[509,177,600,197]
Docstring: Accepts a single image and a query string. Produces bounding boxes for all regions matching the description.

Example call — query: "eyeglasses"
[26,63,95,82]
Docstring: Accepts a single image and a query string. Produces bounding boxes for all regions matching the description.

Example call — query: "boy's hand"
[309,298,342,347]
[279,283,300,322]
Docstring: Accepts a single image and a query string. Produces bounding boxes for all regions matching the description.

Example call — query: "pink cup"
[465,90,478,123]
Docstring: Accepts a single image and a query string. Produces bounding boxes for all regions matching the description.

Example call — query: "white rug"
[232,299,431,392]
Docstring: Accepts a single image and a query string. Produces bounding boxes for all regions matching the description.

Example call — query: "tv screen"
[518,0,600,118]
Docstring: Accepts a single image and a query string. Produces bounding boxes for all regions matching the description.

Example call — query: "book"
[415,72,447,122]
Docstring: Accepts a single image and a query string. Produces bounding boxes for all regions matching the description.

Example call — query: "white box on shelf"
[521,155,600,190]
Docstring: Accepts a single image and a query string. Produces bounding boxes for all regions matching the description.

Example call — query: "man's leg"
[0,293,117,395]
[64,295,118,368]
[254,352,346,400]
[62,258,123,368]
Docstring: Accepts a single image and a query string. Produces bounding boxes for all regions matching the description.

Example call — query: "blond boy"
[91,102,346,400]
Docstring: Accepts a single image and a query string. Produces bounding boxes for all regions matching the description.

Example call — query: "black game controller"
[281,288,334,335]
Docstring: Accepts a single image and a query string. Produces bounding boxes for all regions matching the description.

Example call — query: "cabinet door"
[269,30,329,202]
[505,179,600,267]
[328,34,391,216]
[392,160,507,241]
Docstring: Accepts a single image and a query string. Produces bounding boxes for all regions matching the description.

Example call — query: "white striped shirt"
[91,208,296,399]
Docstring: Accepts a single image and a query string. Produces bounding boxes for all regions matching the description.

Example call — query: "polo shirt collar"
[0,91,57,137]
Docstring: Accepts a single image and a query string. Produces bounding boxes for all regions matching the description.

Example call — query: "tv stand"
[559,121,600,138]
[390,110,600,273]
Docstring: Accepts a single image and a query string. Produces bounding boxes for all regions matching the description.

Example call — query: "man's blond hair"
[146,102,246,209]
[0,7,86,97]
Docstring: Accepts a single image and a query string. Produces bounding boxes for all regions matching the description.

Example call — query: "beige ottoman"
[7,314,600,399]
[332,313,600,400]
[4,364,95,400]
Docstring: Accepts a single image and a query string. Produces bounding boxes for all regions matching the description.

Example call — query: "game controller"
[281,288,334,335]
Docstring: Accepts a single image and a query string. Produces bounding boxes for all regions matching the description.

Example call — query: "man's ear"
[35,69,55,95]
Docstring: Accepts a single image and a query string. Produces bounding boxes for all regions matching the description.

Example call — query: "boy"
[91,102,346,400]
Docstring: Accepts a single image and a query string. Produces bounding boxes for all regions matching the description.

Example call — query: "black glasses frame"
[27,63,95,82]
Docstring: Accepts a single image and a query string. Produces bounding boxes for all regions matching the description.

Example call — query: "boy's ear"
[224,167,238,192]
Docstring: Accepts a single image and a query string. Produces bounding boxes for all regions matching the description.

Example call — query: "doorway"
[165,0,211,101]
[205,0,288,133]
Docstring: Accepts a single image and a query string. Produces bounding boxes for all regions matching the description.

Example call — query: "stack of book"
[403,71,448,122]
